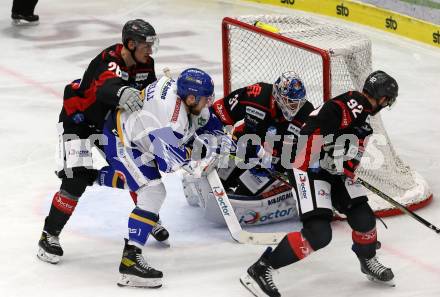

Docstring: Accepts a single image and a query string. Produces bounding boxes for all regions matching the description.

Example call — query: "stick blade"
[233,231,286,245]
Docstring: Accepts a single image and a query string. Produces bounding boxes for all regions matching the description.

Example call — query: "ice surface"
[0,1,439,296]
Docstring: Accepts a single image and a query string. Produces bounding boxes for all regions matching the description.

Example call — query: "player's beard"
[188,105,202,115]
[370,105,384,116]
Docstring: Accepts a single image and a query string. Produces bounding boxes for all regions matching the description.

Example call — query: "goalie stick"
[206,170,286,245]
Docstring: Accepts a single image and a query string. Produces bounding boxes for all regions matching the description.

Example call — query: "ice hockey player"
[37,19,163,264]
[182,72,314,225]
[240,70,399,297]
[102,68,222,288]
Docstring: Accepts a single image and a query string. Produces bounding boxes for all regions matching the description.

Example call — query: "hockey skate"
[358,256,395,287]
[11,13,39,26]
[37,231,63,264]
[240,247,281,297]
[117,239,163,288]
[150,221,170,246]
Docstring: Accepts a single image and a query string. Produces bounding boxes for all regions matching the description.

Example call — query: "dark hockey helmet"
[122,19,159,53]
[363,70,398,108]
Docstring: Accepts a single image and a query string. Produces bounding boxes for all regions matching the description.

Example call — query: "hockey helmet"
[177,68,215,103]
[122,19,159,53]
[273,71,307,121]
[363,70,398,108]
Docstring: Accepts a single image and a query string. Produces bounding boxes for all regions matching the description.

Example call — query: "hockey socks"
[38,192,77,264]
[128,207,159,246]
[352,227,378,259]
[268,232,315,269]
[44,191,78,236]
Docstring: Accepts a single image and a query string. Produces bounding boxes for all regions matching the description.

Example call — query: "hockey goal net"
[222,15,433,217]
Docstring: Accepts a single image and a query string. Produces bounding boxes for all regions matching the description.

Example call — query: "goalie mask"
[273,72,307,121]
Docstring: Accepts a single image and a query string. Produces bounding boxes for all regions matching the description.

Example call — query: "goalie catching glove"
[118,86,144,113]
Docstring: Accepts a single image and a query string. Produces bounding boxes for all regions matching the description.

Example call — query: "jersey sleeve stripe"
[116,110,125,145]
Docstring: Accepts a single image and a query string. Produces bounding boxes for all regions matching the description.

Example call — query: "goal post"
[221,15,433,217]
[222,16,332,101]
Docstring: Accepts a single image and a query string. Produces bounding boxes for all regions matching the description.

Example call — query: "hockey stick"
[267,167,440,234]
[206,170,286,245]
[354,178,440,234]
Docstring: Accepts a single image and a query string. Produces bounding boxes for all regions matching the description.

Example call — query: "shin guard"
[268,232,315,269]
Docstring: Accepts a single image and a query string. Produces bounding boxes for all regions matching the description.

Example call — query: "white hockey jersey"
[117,76,221,172]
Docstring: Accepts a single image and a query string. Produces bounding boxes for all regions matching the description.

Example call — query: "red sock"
[287,232,314,260]
[52,192,78,215]
[352,227,377,245]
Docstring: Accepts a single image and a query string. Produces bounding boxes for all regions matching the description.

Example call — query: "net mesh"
[224,15,432,215]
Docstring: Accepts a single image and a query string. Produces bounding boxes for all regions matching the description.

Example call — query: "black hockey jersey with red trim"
[295,91,373,171]
[211,82,314,162]
[62,43,156,129]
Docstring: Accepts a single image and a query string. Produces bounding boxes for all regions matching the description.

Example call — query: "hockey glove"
[320,142,364,178]
[245,140,274,163]
[181,152,220,178]
[342,145,364,179]
[320,142,345,175]
[118,86,143,113]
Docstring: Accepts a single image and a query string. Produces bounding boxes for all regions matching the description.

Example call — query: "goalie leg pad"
[200,189,298,226]
[183,168,298,226]
[182,171,209,207]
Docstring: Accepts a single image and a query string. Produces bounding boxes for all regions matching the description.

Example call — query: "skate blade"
[12,19,39,26]
[117,274,162,288]
[157,239,170,247]
[239,273,266,297]
[365,274,396,287]
[37,248,60,264]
